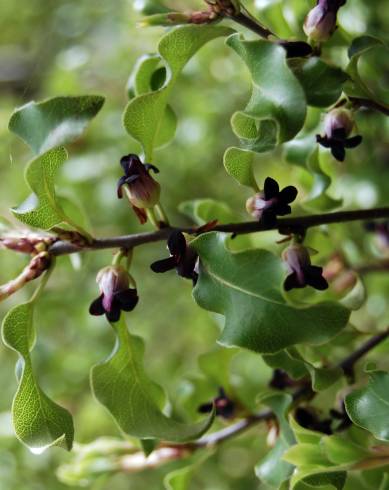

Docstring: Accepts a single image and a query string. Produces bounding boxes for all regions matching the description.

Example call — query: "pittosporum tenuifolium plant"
[1,0,389,488]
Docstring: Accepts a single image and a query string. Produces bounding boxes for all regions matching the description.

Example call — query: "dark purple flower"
[150,231,198,284]
[117,154,160,224]
[198,388,235,419]
[303,0,345,42]
[316,108,362,162]
[295,407,333,434]
[283,243,328,291]
[269,369,301,390]
[89,265,138,322]
[246,177,298,228]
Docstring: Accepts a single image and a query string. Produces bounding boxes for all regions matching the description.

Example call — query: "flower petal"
[344,135,362,148]
[105,305,121,323]
[330,142,346,162]
[115,289,139,311]
[279,186,298,204]
[89,295,105,316]
[284,272,304,291]
[117,176,127,199]
[144,163,160,174]
[167,230,187,258]
[150,256,177,273]
[306,266,329,290]
[264,177,279,200]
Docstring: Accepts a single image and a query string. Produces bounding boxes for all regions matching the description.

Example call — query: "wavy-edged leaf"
[263,347,343,392]
[345,371,389,441]
[192,233,350,354]
[223,35,309,190]
[9,95,104,155]
[123,25,234,160]
[91,317,214,442]
[255,393,295,487]
[284,133,342,211]
[179,198,238,226]
[2,301,74,452]
[289,57,349,108]
[344,36,389,111]
[11,146,85,231]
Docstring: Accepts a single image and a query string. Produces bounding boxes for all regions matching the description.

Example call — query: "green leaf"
[345,371,389,442]
[255,393,295,487]
[283,134,342,211]
[344,36,389,111]
[91,318,214,442]
[263,347,343,392]
[289,57,349,108]
[164,466,194,490]
[9,95,105,155]
[179,198,238,226]
[123,25,234,160]
[322,434,369,465]
[192,233,350,354]
[223,35,309,189]
[12,147,86,232]
[2,301,74,452]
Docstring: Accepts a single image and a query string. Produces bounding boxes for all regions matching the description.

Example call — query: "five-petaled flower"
[303,0,345,42]
[150,230,198,284]
[283,243,328,291]
[117,154,161,224]
[89,265,138,322]
[198,388,235,419]
[316,108,362,162]
[246,177,298,228]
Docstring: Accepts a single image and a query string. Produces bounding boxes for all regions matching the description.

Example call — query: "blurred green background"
[0,0,388,488]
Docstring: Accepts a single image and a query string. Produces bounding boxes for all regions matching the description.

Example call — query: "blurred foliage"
[0,0,389,488]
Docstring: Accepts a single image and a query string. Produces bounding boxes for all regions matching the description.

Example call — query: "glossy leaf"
[255,393,295,487]
[284,133,342,211]
[345,371,389,441]
[2,301,74,452]
[11,146,85,231]
[9,95,104,155]
[91,318,214,442]
[179,198,238,225]
[344,35,389,111]
[290,57,349,107]
[123,25,234,161]
[215,34,307,189]
[192,233,350,354]
[263,347,343,392]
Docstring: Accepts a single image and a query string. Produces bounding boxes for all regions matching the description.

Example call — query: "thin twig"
[49,206,389,257]
[192,329,389,448]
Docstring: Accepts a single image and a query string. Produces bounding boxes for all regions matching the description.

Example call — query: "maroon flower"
[246,177,298,228]
[117,154,160,224]
[89,265,138,322]
[316,108,362,162]
[303,0,345,42]
[150,231,198,284]
[365,221,389,249]
[198,388,235,419]
[283,243,328,291]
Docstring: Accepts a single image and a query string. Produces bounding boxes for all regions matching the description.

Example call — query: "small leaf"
[223,147,258,190]
[91,318,214,442]
[12,147,85,232]
[179,198,238,225]
[322,434,369,465]
[255,393,295,487]
[290,57,349,108]
[2,302,74,452]
[9,95,105,155]
[345,371,389,441]
[123,25,234,160]
[192,233,350,354]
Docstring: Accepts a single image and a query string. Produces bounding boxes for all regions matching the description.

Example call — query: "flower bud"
[317,108,362,161]
[324,108,354,139]
[89,265,138,322]
[283,243,328,291]
[0,230,55,255]
[303,0,345,42]
[117,154,161,224]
